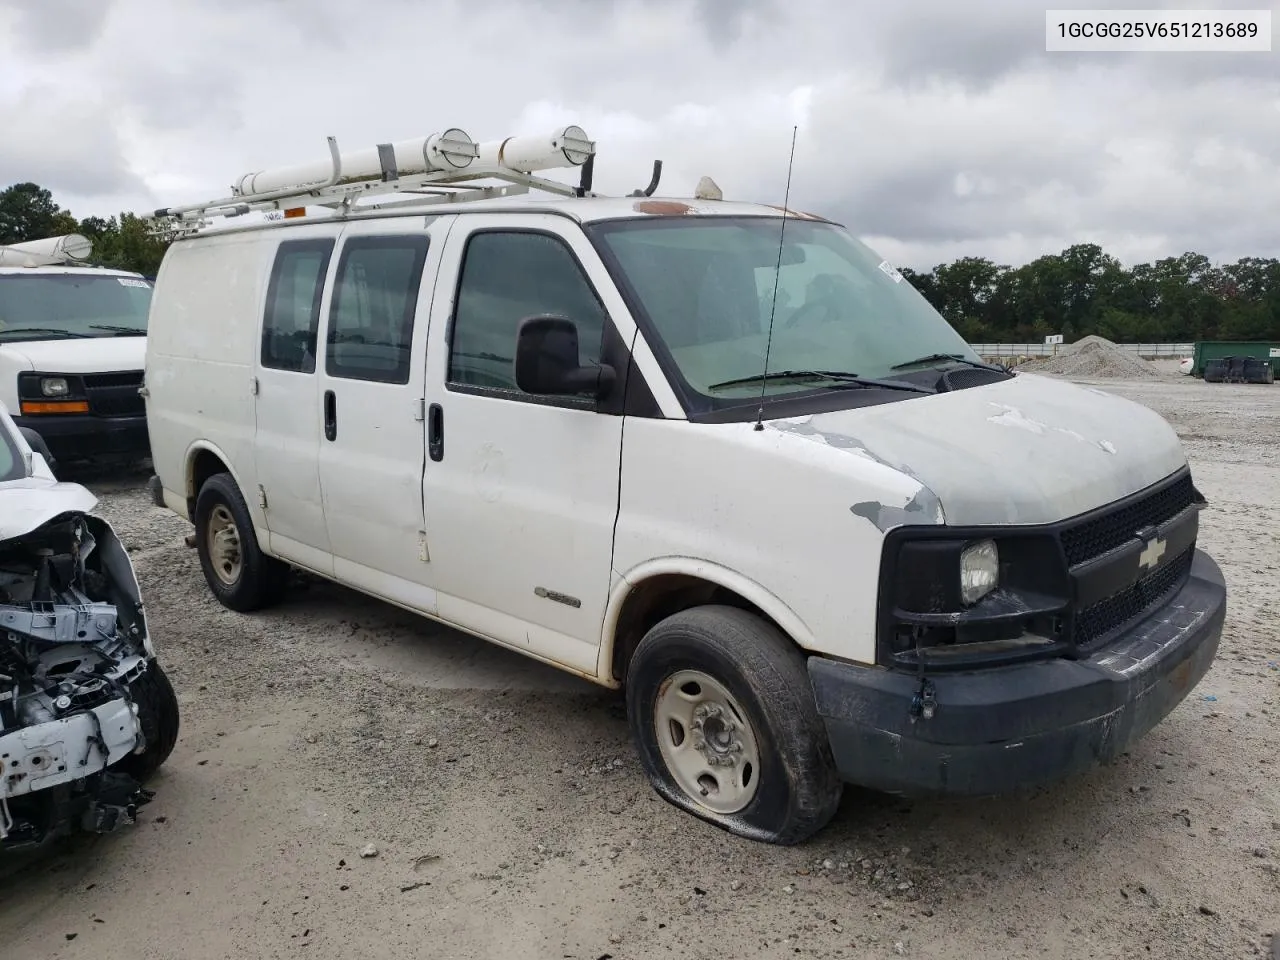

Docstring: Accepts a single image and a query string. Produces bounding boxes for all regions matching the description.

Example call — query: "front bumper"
[809,549,1226,797]
[13,413,150,462]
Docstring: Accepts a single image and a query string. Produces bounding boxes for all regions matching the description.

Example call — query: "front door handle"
[428,403,444,461]
[324,389,337,441]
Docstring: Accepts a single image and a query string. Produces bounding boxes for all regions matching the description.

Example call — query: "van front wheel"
[193,472,289,612]
[625,605,843,845]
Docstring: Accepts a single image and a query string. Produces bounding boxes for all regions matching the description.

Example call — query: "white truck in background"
[0,235,153,469]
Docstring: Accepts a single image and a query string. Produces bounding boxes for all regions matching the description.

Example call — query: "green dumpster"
[1192,341,1280,378]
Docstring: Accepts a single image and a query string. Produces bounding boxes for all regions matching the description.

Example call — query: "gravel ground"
[2,375,1278,960]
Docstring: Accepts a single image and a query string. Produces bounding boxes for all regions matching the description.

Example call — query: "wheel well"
[187,449,229,518]
[609,575,785,683]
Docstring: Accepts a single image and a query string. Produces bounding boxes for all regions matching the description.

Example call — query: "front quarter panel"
[0,346,35,409]
[611,416,938,664]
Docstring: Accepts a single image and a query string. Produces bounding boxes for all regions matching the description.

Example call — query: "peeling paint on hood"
[770,373,1187,526]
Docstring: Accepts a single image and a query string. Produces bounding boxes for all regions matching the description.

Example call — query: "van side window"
[448,231,607,393]
[326,235,430,385]
[261,238,334,373]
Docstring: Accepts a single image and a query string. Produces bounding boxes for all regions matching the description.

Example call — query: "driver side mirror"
[514,315,616,400]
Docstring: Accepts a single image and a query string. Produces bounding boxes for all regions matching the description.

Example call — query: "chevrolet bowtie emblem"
[1138,536,1167,571]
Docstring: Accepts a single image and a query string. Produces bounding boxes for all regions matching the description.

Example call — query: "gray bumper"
[809,549,1226,797]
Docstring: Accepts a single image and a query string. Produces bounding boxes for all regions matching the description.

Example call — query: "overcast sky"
[1,0,1277,270]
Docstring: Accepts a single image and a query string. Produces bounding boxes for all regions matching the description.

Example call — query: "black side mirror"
[514,315,616,400]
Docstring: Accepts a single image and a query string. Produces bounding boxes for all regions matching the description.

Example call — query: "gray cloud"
[0,0,1276,269]
[110,61,246,132]
[0,0,114,53]
[0,85,148,200]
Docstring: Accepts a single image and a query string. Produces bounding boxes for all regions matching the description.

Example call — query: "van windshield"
[591,217,979,412]
[0,273,153,342]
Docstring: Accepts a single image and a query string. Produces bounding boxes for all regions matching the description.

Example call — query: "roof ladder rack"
[146,125,600,233]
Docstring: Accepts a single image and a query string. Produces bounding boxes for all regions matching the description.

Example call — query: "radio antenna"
[754,125,799,431]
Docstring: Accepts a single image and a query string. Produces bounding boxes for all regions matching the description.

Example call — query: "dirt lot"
[2,374,1277,960]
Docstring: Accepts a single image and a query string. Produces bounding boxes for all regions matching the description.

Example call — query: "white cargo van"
[143,128,1226,844]
[0,235,152,466]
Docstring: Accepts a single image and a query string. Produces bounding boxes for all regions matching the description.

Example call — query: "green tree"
[2,183,174,275]
[83,213,173,277]
[0,182,79,245]
[931,257,1005,329]
[902,245,1280,344]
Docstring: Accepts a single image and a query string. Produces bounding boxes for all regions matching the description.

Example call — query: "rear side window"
[326,235,430,384]
[448,231,607,393]
[261,238,334,373]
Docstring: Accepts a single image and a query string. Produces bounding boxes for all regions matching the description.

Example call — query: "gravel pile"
[1018,335,1164,380]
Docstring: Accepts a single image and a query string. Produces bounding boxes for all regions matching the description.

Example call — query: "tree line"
[899,244,1280,344]
[0,182,171,277]
[4,181,1278,343]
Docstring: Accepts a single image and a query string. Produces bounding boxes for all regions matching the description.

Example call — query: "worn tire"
[115,660,180,782]
[194,471,289,612]
[625,605,843,845]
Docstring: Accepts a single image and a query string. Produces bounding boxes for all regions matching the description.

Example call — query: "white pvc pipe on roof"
[0,234,94,267]
[233,128,477,197]
[475,126,594,173]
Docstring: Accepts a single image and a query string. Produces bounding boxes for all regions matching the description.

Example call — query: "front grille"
[83,371,144,390]
[1060,473,1196,567]
[83,370,145,418]
[1073,546,1194,650]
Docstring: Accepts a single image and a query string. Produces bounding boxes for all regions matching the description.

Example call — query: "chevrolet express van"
[0,235,152,466]
[142,130,1225,844]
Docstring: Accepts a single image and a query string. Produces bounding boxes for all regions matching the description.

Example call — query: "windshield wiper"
[89,324,146,336]
[0,327,91,340]
[708,369,932,394]
[890,352,1003,372]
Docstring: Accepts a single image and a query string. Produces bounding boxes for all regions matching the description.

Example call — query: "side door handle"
[427,403,444,461]
[324,389,337,442]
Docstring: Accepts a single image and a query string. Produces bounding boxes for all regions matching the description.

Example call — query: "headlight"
[959,539,999,605]
[40,377,69,397]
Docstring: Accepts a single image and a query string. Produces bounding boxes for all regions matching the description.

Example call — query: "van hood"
[0,336,147,373]
[769,373,1187,528]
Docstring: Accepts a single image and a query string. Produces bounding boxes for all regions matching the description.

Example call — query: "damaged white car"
[0,401,178,853]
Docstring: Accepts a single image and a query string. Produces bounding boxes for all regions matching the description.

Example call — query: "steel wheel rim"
[206,503,243,586]
[654,669,761,815]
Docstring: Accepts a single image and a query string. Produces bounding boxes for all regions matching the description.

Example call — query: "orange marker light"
[20,399,90,415]
[283,207,305,219]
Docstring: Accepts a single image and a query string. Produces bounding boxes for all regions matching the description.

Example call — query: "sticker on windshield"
[117,278,151,288]
[877,260,905,284]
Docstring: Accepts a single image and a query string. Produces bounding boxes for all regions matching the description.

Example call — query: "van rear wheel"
[193,472,289,612]
[625,605,843,845]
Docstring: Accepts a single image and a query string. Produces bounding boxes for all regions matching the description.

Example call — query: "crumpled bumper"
[808,549,1226,797]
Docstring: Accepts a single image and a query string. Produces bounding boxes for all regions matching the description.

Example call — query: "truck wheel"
[625,605,843,845]
[116,660,181,782]
[193,472,289,612]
